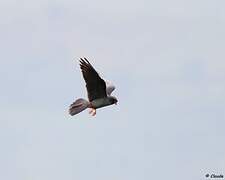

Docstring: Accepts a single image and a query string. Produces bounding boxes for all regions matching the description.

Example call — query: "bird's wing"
[79,58,107,102]
[106,81,116,96]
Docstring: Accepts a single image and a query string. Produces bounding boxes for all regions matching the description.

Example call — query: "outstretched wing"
[79,58,107,102]
[106,81,116,96]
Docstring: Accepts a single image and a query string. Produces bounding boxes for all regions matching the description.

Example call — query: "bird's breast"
[91,98,112,109]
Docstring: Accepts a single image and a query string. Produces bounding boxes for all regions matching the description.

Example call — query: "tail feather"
[69,98,90,116]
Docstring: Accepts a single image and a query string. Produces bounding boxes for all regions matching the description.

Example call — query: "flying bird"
[69,58,118,116]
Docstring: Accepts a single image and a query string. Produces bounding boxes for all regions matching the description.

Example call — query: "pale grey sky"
[0,0,225,179]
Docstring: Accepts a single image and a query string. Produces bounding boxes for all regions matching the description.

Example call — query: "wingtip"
[79,57,88,64]
[79,57,92,68]
[79,58,86,66]
[83,57,90,64]
[79,57,84,62]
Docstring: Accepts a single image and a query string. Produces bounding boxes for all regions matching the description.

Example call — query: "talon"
[92,109,96,116]
[89,109,93,114]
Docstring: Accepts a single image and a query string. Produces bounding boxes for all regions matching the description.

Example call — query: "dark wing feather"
[79,58,107,102]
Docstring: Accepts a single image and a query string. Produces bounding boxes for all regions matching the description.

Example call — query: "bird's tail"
[69,98,90,116]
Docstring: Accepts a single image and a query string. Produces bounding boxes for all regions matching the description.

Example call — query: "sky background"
[0,0,225,179]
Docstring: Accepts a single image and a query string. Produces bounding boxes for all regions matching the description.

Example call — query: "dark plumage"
[79,58,107,102]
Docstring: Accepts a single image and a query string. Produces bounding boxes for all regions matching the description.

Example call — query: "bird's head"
[108,96,118,105]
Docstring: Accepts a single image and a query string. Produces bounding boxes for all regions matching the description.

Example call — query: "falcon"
[69,58,118,116]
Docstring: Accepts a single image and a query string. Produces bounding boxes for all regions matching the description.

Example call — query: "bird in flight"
[69,57,118,116]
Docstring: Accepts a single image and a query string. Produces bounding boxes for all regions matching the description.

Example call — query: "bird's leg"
[89,108,94,114]
[92,109,96,116]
